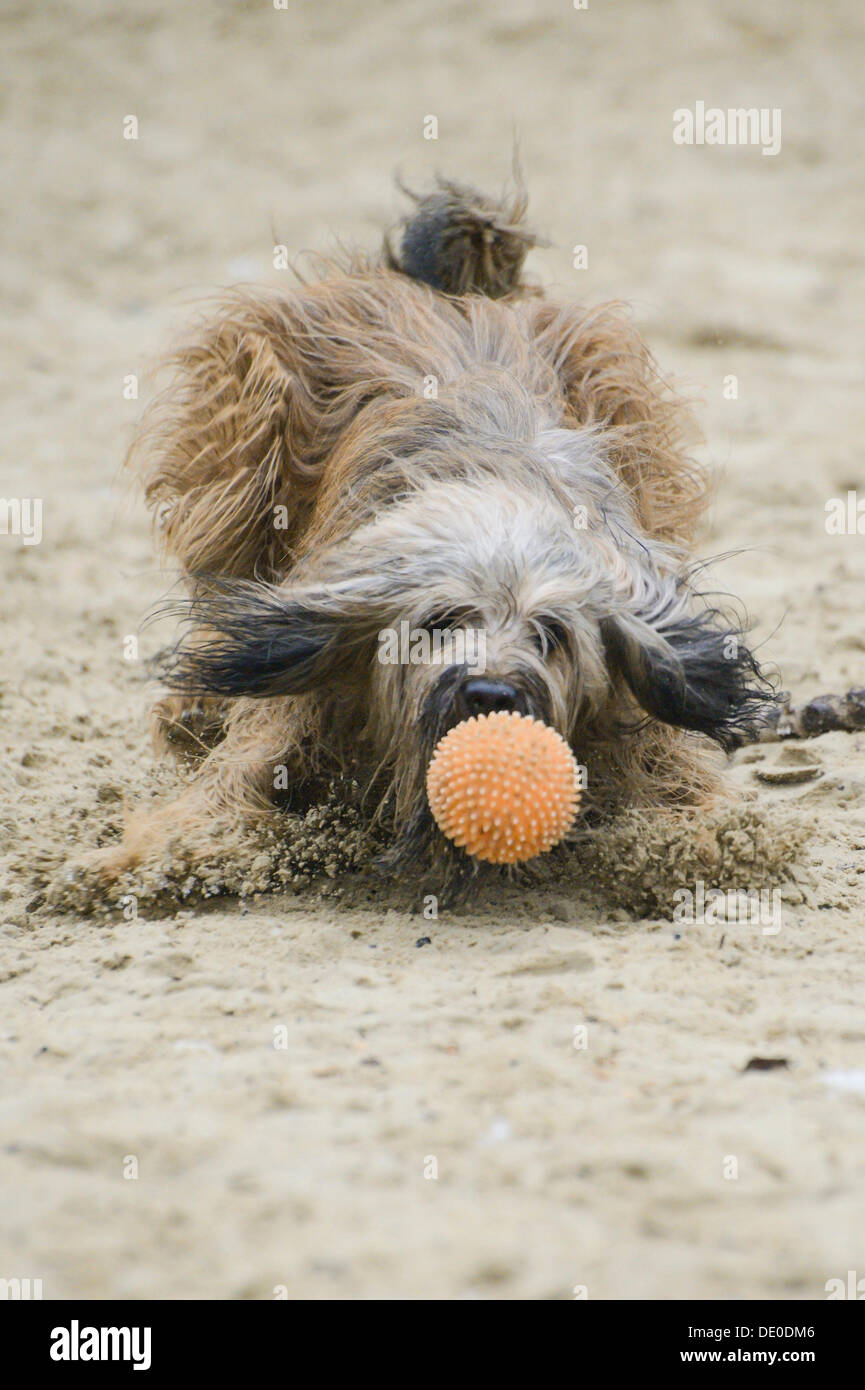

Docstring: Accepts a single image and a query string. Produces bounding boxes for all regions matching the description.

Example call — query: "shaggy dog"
[88,175,767,892]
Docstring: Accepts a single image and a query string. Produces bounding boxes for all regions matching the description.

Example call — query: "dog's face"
[359,479,616,752]
[346,475,765,827]
[163,432,767,876]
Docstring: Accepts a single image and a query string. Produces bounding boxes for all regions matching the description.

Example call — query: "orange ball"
[426,711,580,864]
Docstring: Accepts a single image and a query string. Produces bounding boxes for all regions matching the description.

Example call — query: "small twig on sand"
[732,687,865,748]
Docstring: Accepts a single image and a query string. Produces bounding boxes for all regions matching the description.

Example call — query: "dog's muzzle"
[453,677,530,721]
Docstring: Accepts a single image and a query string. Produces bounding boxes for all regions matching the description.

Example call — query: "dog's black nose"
[456,677,524,720]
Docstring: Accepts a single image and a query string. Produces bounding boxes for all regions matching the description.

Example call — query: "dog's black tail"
[384,170,538,299]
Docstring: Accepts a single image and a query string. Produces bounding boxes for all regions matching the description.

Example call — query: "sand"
[2,0,865,1300]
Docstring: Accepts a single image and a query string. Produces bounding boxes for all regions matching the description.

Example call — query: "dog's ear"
[602,598,770,751]
[154,579,367,698]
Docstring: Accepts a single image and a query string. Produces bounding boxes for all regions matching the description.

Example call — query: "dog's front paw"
[71,843,143,888]
[46,844,147,915]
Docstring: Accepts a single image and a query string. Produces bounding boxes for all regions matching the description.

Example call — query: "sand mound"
[30,780,813,926]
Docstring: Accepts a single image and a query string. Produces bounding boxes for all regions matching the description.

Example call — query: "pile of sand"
[28,775,813,923]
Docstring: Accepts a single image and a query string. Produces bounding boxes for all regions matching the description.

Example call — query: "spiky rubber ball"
[426,711,580,864]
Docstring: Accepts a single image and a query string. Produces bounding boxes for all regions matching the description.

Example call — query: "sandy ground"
[2,0,865,1300]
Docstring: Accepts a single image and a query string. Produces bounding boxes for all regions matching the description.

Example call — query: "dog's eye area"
[531,618,568,652]
[422,609,474,632]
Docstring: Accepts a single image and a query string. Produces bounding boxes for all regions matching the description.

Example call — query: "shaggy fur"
[86,175,769,892]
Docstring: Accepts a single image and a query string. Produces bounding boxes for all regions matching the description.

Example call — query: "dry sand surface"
[2,0,865,1300]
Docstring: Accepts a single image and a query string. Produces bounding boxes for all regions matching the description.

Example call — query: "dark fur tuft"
[604,606,774,752]
[153,580,353,698]
[384,174,538,298]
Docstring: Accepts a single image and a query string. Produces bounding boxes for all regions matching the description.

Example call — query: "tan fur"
[80,184,745,892]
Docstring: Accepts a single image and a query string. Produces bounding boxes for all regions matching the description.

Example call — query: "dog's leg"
[130,300,343,757]
[129,280,373,589]
[527,298,706,550]
[150,693,230,760]
[77,698,304,888]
